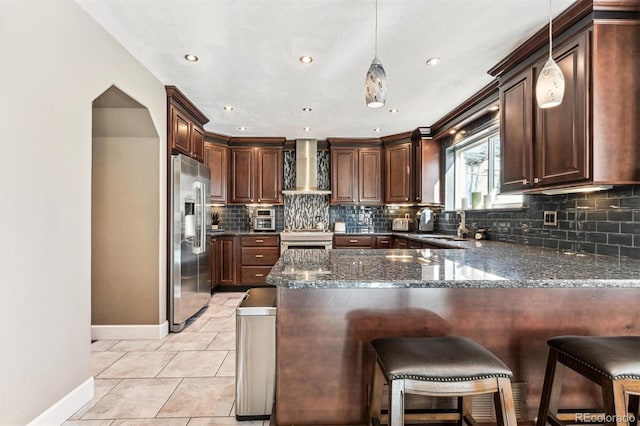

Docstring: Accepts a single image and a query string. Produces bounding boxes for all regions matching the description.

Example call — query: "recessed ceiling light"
[303,127,311,132]
[460,130,467,135]
[299,56,313,64]
[302,107,312,112]
[389,108,399,113]
[489,105,499,112]
[425,57,441,66]
[238,126,247,131]
[449,129,457,135]
[184,54,199,62]
[374,128,382,132]
[223,106,234,111]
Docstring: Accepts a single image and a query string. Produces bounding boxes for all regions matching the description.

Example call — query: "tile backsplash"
[329,205,420,233]
[437,185,640,259]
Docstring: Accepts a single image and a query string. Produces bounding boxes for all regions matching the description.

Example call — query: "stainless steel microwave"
[252,208,276,231]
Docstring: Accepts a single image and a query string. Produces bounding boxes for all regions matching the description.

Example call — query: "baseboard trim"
[91,321,169,340]
[28,376,94,426]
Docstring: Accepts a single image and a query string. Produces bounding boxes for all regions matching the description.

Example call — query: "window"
[447,125,522,210]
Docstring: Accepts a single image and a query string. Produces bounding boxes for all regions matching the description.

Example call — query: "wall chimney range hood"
[282,139,331,195]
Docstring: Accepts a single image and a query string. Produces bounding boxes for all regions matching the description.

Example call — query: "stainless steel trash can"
[235,287,277,420]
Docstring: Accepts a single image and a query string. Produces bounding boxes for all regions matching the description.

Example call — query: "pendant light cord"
[548,0,553,59]
[375,0,378,57]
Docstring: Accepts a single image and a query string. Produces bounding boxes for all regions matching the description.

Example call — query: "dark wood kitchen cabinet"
[375,236,393,249]
[240,236,280,285]
[217,236,237,285]
[384,142,412,203]
[230,147,283,204]
[210,237,219,289]
[333,235,374,248]
[204,139,228,203]
[166,86,209,163]
[498,19,640,192]
[330,145,383,205]
[414,135,441,204]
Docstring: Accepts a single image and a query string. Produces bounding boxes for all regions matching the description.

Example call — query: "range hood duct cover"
[282,139,331,195]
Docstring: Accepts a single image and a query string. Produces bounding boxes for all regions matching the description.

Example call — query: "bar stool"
[369,336,518,426]
[537,335,640,426]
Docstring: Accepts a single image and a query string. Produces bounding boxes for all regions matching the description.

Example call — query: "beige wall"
[92,134,160,325]
[0,0,166,423]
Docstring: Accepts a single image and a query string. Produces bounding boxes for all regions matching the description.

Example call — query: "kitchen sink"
[416,235,467,241]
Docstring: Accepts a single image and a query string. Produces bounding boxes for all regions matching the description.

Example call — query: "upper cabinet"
[204,133,230,203]
[229,139,284,205]
[496,12,640,192]
[414,135,441,205]
[384,141,412,204]
[329,139,383,205]
[166,86,209,163]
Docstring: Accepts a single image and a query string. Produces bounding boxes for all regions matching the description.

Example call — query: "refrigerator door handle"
[193,181,207,255]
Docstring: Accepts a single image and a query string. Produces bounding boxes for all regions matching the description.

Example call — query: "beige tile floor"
[65,292,269,426]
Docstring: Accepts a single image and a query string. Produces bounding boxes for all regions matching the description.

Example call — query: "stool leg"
[603,379,631,426]
[388,379,405,426]
[494,377,518,426]
[629,393,639,426]
[461,396,474,426]
[537,349,566,426]
[369,359,385,426]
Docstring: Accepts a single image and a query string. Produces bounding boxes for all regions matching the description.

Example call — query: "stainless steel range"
[280,229,334,251]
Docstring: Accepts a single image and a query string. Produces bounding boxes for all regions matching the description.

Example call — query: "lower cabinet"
[375,236,393,249]
[240,236,280,286]
[218,236,238,285]
[333,235,374,248]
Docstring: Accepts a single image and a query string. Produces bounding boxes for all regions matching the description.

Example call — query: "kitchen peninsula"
[267,244,640,425]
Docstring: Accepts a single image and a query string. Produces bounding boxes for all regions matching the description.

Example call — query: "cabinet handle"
[258,198,261,202]
[255,239,264,243]
[255,254,264,258]
[522,179,529,185]
[349,240,359,243]
[255,273,264,277]
[534,177,540,183]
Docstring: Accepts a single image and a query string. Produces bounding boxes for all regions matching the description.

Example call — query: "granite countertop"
[266,242,640,289]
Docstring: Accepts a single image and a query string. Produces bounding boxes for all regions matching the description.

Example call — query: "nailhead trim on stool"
[369,336,518,426]
[537,335,640,426]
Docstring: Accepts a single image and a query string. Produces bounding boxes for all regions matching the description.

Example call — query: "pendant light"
[365,0,387,108]
[536,0,565,108]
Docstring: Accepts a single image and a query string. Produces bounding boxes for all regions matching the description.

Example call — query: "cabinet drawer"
[241,247,280,266]
[408,239,422,249]
[241,236,279,247]
[333,235,374,248]
[375,236,392,249]
[241,266,273,285]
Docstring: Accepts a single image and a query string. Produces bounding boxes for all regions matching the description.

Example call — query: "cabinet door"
[535,32,589,186]
[170,105,191,156]
[396,237,408,249]
[256,148,283,204]
[204,143,228,203]
[218,237,237,285]
[230,148,255,204]
[331,148,358,204]
[375,236,392,249]
[416,138,441,204]
[210,238,219,288]
[358,148,383,204]
[190,125,205,163]
[385,143,412,203]
[500,68,534,192]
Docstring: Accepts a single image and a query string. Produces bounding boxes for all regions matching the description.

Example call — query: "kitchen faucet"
[456,211,469,238]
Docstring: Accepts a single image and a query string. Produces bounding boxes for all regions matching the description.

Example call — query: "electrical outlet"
[543,211,557,226]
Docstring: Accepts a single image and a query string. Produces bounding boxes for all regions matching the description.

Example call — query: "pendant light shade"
[365,0,387,108]
[536,57,565,108]
[536,0,564,109]
[366,56,387,108]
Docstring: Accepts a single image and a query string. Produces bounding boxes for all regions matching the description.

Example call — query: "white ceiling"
[75,0,575,139]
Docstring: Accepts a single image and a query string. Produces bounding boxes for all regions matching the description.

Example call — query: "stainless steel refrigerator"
[170,153,212,332]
